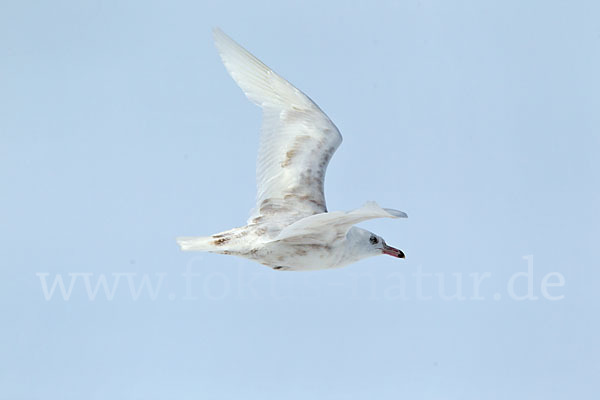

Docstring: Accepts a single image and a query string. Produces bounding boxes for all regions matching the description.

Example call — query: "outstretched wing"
[270,201,407,244]
[213,29,342,224]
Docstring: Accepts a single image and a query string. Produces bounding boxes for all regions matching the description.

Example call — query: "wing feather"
[271,201,407,243]
[213,29,343,224]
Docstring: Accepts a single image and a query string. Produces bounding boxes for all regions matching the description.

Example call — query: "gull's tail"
[176,236,216,251]
[177,227,243,252]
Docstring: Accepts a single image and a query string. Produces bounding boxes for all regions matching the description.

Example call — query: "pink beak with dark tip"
[383,244,405,258]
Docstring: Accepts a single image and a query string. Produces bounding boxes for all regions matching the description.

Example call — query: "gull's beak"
[382,244,405,259]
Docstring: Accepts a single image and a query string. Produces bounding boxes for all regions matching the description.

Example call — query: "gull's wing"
[269,201,407,244]
[213,29,342,224]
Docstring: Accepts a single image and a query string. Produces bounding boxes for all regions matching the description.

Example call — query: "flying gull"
[177,29,407,271]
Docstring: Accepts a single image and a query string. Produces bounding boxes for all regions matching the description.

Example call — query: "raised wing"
[271,201,407,244]
[213,29,342,225]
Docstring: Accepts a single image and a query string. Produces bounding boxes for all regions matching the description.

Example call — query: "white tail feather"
[176,236,216,251]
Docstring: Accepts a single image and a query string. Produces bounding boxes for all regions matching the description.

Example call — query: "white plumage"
[177,29,407,270]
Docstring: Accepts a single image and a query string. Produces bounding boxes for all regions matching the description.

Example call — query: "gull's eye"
[369,235,378,245]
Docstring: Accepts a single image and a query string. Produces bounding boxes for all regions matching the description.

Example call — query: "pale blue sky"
[1,1,598,399]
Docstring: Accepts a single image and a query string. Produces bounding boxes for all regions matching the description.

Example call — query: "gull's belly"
[254,242,345,271]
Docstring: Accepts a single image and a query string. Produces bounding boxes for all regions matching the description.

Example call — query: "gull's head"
[345,227,405,262]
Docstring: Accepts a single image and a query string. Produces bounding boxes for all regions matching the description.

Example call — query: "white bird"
[177,29,407,271]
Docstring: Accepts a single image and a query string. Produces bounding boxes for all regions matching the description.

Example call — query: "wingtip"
[212,27,225,39]
[212,27,229,48]
[361,201,406,217]
[384,208,408,218]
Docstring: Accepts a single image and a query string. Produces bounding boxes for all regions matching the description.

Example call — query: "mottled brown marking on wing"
[259,198,292,215]
[280,149,296,168]
[284,193,325,210]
